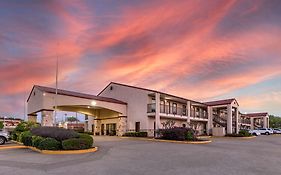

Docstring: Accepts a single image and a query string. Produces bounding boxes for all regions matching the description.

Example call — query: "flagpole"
[54,52,58,126]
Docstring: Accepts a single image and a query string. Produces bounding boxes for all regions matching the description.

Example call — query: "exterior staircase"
[213,115,227,128]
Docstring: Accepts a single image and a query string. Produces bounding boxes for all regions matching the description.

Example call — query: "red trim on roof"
[27,85,127,105]
[98,82,206,105]
[204,98,239,106]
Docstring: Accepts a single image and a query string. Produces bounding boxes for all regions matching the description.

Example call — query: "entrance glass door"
[106,123,116,135]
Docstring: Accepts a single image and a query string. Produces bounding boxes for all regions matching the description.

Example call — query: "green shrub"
[19,131,33,146]
[123,132,148,137]
[31,127,79,141]
[11,131,21,141]
[15,121,40,132]
[62,138,91,150]
[37,138,61,150]
[158,127,197,141]
[185,131,195,141]
[32,135,44,148]
[239,130,251,137]
[0,121,4,129]
[226,130,251,137]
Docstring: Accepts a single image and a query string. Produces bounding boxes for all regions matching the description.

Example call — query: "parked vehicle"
[256,128,273,135]
[0,130,10,145]
[273,128,281,134]
[248,129,261,136]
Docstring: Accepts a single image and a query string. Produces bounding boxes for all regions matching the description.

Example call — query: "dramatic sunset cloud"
[0,0,281,117]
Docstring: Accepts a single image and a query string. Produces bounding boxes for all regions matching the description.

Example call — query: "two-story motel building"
[27,82,269,137]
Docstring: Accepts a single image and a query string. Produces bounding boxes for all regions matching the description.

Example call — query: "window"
[135,122,140,132]
[172,103,177,114]
[183,105,187,115]
[182,124,186,128]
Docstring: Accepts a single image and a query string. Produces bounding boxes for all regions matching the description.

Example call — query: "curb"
[212,136,256,139]
[5,140,98,154]
[0,145,27,150]
[28,146,98,155]
[121,137,212,144]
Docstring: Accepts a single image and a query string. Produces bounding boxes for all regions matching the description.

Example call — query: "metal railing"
[191,109,208,119]
[147,103,187,116]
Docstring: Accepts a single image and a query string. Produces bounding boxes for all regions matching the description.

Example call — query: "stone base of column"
[41,110,54,126]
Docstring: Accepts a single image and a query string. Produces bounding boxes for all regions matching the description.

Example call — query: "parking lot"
[0,135,281,175]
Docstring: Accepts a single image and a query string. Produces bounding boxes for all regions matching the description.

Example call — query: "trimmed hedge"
[158,127,197,141]
[37,138,61,150]
[19,131,33,146]
[226,130,251,137]
[32,135,44,148]
[62,134,93,150]
[123,132,148,137]
[31,127,79,141]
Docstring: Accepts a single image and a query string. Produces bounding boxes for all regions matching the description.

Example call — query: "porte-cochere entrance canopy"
[27,85,127,136]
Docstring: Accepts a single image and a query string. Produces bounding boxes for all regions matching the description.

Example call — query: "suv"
[0,130,10,145]
[256,128,273,135]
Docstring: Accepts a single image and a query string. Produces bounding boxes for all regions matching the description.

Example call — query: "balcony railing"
[240,119,251,125]
[147,103,187,116]
[191,109,208,119]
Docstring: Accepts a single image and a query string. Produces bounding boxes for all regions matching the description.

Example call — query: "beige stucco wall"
[99,83,152,131]
[27,88,44,115]
[27,87,127,117]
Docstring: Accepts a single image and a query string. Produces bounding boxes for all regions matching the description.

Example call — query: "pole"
[54,53,58,126]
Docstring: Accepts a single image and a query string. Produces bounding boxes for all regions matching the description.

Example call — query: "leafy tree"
[66,116,79,122]
[269,115,281,128]
[0,121,4,129]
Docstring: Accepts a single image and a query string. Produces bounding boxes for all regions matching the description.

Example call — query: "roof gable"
[204,98,239,106]
[98,82,206,105]
[27,85,127,105]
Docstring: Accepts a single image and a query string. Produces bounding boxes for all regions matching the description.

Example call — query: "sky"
[0,0,281,119]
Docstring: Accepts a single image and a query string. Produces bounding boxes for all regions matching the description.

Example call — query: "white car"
[248,130,261,136]
[0,130,10,145]
[273,128,281,134]
[256,128,273,135]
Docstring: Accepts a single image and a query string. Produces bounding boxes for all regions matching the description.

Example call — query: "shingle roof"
[27,85,127,105]
[98,82,207,105]
[204,98,238,106]
[244,112,268,117]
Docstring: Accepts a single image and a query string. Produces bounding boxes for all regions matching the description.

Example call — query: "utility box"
[212,127,225,136]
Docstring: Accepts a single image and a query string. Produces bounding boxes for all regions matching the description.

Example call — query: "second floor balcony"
[147,103,187,116]
[147,103,208,119]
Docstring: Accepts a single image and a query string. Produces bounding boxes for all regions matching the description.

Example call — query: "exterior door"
[101,124,104,135]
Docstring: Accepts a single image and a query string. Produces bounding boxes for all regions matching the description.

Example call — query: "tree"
[269,115,281,128]
[0,121,4,129]
[66,116,79,122]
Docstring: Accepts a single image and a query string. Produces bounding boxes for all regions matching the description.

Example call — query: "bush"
[185,131,195,141]
[32,135,44,148]
[19,131,33,146]
[0,121,4,130]
[123,132,148,137]
[37,138,61,150]
[226,130,251,137]
[14,121,40,133]
[11,131,21,141]
[239,130,251,137]
[158,127,197,141]
[62,134,93,150]
[31,127,79,141]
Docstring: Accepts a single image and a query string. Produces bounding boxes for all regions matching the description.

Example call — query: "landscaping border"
[28,146,98,155]
[121,137,212,144]
[212,136,256,139]
[9,140,98,154]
